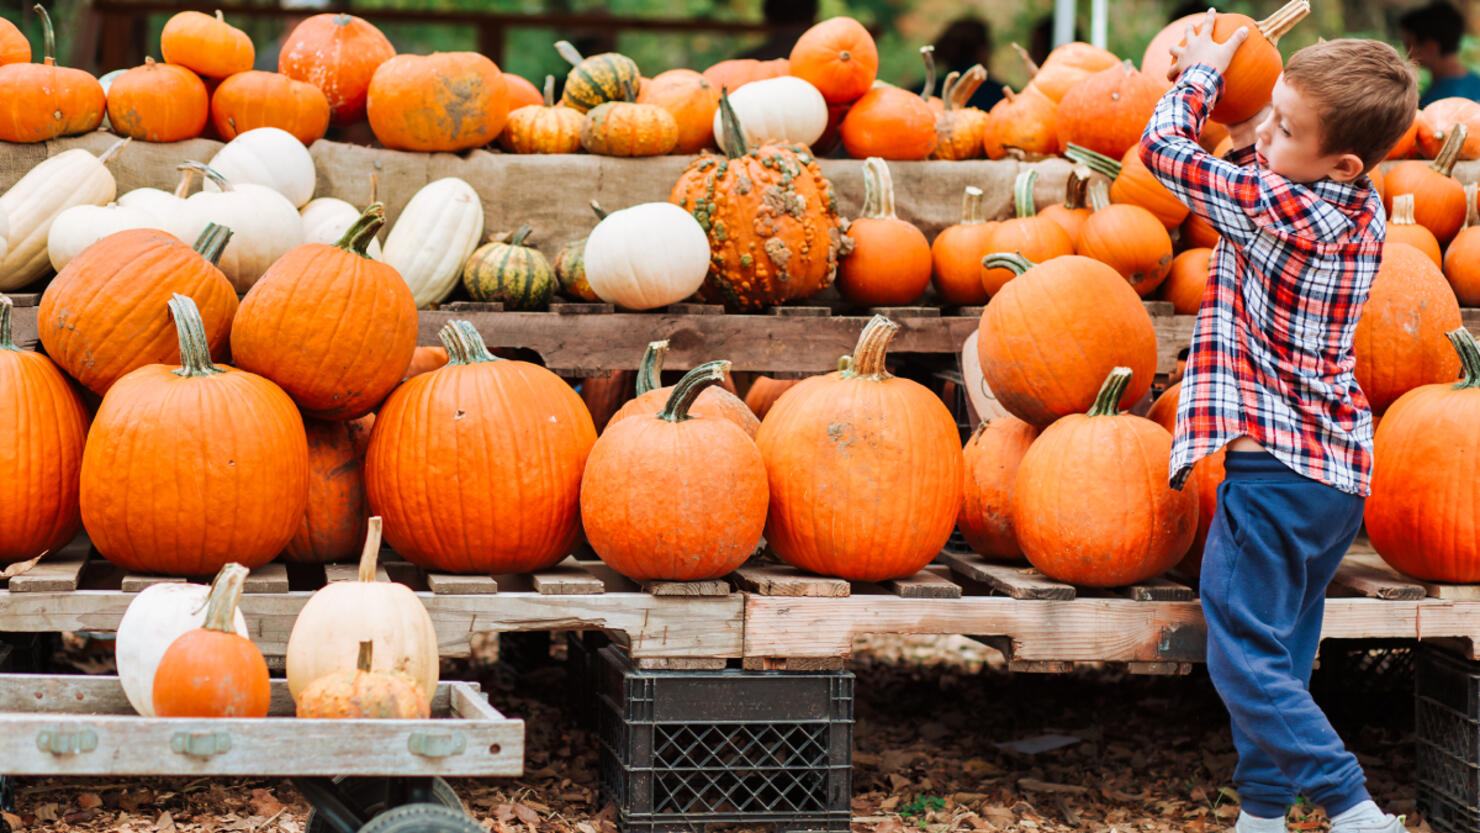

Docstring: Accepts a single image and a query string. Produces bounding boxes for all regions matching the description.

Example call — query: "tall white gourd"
[382,177,483,308]
[0,139,128,291]
[115,581,249,716]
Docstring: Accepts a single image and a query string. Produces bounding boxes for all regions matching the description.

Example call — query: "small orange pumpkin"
[405,345,449,379]
[959,415,1039,561]
[932,64,989,161]
[1181,212,1221,249]
[285,415,374,565]
[606,341,759,438]
[702,58,789,93]
[1075,178,1174,297]
[105,57,209,143]
[160,10,253,79]
[0,6,104,142]
[1416,98,1480,160]
[1386,111,1420,160]
[638,68,719,154]
[1384,124,1468,245]
[931,186,996,307]
[1443,183,1480,306]
[744,376,800,420]
[1144,381,1225,579]
[0,17,29,65]
[579,80,679,157]
[1387,194,1443,267]
[502,73,543,110]
[153,563,270,718]
[1176,0,1307,124]
[980,169,1075,297]
[840,70,937,160]
[1160,248,1212,315]
[982,85,1059,159]
[1067,143,1190,230]
[296,640,430,719]
[366,52,508,152]
[1055,61,1162,158]
[838,157,932,306]
[1036,165,1093,243]
[788,17,878,105]
[1016,40,1120,104]
[499,75,584,154]
[211,71,330,145]
[278,13,396,125]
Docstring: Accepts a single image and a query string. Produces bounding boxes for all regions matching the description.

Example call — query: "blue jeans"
[1199,451,1369,818]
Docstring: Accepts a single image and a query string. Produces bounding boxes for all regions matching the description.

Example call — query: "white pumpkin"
[172,164,305,293]
[584,202,710,310]
[115,582,250,717]
[382,177,483,308]
[0,205,8,264]
[714,76,828,154]
[301,197,382,259]
[204,127,317,208]
[0,140,127,291]
[47,203,161,271]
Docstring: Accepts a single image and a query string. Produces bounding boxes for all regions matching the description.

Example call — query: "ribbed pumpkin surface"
[958,416,1038,561]
[462,235,557,310]
[1354,242,1462,415]
[284,416,373,564]
[561,52,640,113]
[608,385,758,437]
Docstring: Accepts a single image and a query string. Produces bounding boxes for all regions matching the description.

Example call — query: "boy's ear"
[1328,152,1366,183]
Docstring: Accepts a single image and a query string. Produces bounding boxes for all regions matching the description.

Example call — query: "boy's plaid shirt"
[1139,64,1382,496]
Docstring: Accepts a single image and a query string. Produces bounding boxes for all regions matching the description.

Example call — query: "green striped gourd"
[555,40,641,113]
[554,201,606,302]
[462,225,556,310]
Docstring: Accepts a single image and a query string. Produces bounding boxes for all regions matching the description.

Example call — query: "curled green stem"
[659,360,731,422]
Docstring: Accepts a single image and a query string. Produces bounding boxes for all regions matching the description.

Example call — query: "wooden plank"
[643,579,732,597]
[242,563,289,594]
[771,306,831,317]
[883,570,963,599]
[665,303,724,315]
[742,656,846,671]
[939,552,1076,600]
[441,300,504,312]
[2,292,40,307]
[324,562,389,584]
[1121,576,1197,602]
[549,302,613,315]
[1126,661,1194,675]
[1331,558,1426,601]
[1345,552,1480,601]
[1010,660,1075,673]
[731,565,850,597]
[870,306,940,319]
[427,573,499,595]
[7,536,91,593]
[530,559,605,595]
[120,574,186,593]
[637,657,728,670]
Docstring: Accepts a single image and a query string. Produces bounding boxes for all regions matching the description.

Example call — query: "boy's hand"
[1226,102,1271,151]
[1166,8,1250,82]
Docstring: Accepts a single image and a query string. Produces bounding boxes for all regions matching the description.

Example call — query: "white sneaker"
[1328,813,1406,833]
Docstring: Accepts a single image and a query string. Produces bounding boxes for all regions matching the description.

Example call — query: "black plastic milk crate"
[594,645,853,833]
[1416,645,1480,831]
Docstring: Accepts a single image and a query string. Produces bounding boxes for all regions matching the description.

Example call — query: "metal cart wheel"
[356,803,483,833]
[300,776,463,833]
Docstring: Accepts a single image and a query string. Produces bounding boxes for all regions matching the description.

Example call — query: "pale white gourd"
[713,76,827,153]
[172,163,304,293]
[584,202,710,310]
[286,518,438,700]
[301,197,382,259]
[204,127,317,208]
[382,177,483,308]
[98,69,125,130]
[0,139,128,291]
[115,582,249,717]
[47,203,161,271]
[0,205,8,264]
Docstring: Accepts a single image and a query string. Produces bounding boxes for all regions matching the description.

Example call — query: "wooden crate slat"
[427,573,499,594]
[242,563,289,594]
[883,570,963,599]
[530,558,605,595]
[1121,576,1197,602]
[7,537,91,593]
[1342,553,1459,600]
[939,553,1076,600]
[120,574,187,593]
[324,562,389,584]
[731,565,850,597]
[643,579,732,597]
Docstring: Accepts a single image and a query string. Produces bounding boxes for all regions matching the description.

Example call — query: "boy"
[1139,14,1418,833]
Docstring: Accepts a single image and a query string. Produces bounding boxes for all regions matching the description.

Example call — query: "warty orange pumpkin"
[0,5,104,143]
[105,57,209,143]
[1384,124,1468,245]
[367,52,508,152]
[285,415,374,564]
[1354,241,1463,415]
[930,186,995,306]
[838,157,931,306]
[1055,61,1161,158]
[278,14,395,125]
[296,640,430,719]
[1075,178,1174,297]
[152,563,270,718]
[606,342,758,437]
[958,415,1039,561]
[979,169,1074,297]
[788,17,877,105]
[211,70,330,145]
[160,10,253,79]
[757,315,963,581]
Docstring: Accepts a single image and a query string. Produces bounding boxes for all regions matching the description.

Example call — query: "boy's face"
[1253,76,1364,184]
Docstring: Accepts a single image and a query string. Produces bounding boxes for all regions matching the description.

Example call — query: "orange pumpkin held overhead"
[0,295,89,565]
[1355,242,1463,415]
[1075,178,1174,297]
[757,316,964,582]
[0,17,30,65]
[1444,183,1480,306]
[606,341,759,437]
[211,70,331,145]
[366,52,508,152]
[788,16,878,105]
[1055,61,1162,158]
[284,415,374,564]
[1141,13,1200,88]
[153,563,270,718]
[0,5,104,143]
[279,13,396,125]
[981,84,1058,159]
[1384,123,1468,244]
[1177,0,1308,124]
[980,169,1074,297]
[1160,247,1213,315]
[637,68,719,154]
[838,157,932,306]
[958,415,1039,561]
[160,10,253,79]
[931,186,996,306]
[106,58,210,143]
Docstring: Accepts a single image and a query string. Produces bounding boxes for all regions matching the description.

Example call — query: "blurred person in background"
[735,0,817,60]
[1400,0,1480,105]
[932,17,1006,111]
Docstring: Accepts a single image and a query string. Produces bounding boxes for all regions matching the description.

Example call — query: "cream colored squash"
[0,139,128,291]
[171,163,304,293]
[584,202,710,310]
[285,517,439,700]
[714,76,827,153]
[301,197,382,259]
[47,203,161,271]
[382,177,483,308]
[115,580,249,717]
[0,205,8,264]
[204,127,317,208]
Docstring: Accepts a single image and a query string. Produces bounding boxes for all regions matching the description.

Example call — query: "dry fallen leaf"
[0,553,43,580]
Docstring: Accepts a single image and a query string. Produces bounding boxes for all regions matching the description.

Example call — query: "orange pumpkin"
[1177,1,1307,124]
[933,64,989,160]
[1144,381,1224,579]
[1366,328,1480,582]
[365,321,597,574]
[1386,111,1420,160]
[1355,242,1463,415]
[788,17,878,105]
[931,186,996,306]
[1142,14,1200,88]
[38,225,239,396]
[1387,194,1443,267]
[1444,183,1480,306]
[702,58,790,93]
[1384,124,1468,244]
[285,415,374,564]
[1056,61,1162,158]
[405,345,449,379]
[582,362,768,582]
[211,70,330,145]
[0,295,89,565]
[744,376,800,420]
[502,73,543,110]
[838,157,932,306]
[958,415,1039,561]
[160,10,253,79]
[982,85,1058,159]
[0,17,30,65]
[757,316,963,581]
[606,341,759,438]
[0,7,103,142]
[153,563,270,718]
[366,52,508,152]
[1075,178,1174,297]
[105,58,209,143]
[839,83,937,160]
[1368,166,1386,203]
[1013,367,1197,586]
[638,68,719,154]
[499,75,584,154]
[1181,212,1221,249]
[977,254,1158,426]
[231,204,417,421]
[580,80,679,157]
[1074,143,1189,230]
[980,169,1074,297]
[1160,248,1212,315]
[1416,98,1480,160]
[1017,41,1120,104]
[1037,165,1093,242]
[81,295,309,576]
[279,13,396,125]
[296,640,430,719]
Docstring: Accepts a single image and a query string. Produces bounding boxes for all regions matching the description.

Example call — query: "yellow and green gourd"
[462,225,557,311]
[553,202,605,302]
[555,40,641,114]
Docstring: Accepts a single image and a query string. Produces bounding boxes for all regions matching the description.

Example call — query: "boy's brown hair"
[1282,39,1418,170]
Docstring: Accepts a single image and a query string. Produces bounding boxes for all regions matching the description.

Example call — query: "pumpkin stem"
[97,137,130,166]
[716,89,749,159]
[1063,143,1123,179]
[620,77,637,103]
[332,203,386,257]
[177,161,232,193]
[1086,177,1112,212]
[554,40,585,67]
[635,339,670,395]
[541,75,556,108]
[844,315,899,380]
[1012,169,1039,218]
[191,223,234,266]
[1257,0,1311,44]
[1432,123,1467,176]
[1391,194,1417,226]
[1063,166,1093,209]
[0,295,14,353]
[940,70,960,110]
[919,46,937,101]
[451,320,501,364]
[1465,183,1478,229]
[438,323,469,364]
[659,361,731,423]
[215,9,224,22]
[1011,42,1039,79]
[959,186,985,225]
[1001,86,1016,105]
[950,65,987,110]
[981,252,1037,274]
[357,516,383,583]
[507,224,533,247]
[1447,328,1480,389]
[837,354,853,373]
[590,200,608,221]
[32,4,54,66]
[860,157,898,220]
[356,640,374,674]
[1087,367,1134,417]
[167,293,226,378]
[200,563,248,633]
